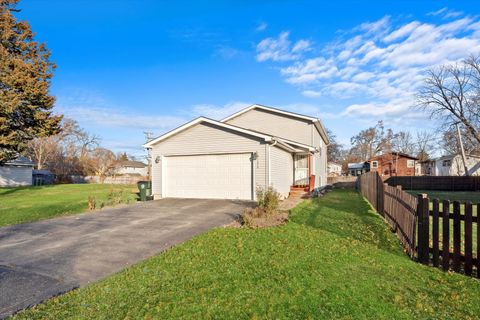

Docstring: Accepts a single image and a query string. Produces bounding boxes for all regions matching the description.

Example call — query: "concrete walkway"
[0,198,250,318]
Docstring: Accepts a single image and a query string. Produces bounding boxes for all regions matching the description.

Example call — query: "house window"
[407,160,415,168]
[371,161,378,168]
[442,160,451,167]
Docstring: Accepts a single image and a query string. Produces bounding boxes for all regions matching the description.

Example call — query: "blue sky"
[17,0,480,159]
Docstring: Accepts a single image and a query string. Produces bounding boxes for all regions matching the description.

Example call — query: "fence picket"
[417,194,429,265]
[453,201,461,272]
[360,173,478,278]
[477,204,480,279]
[432,199,439,267]
[442,200,450,271]
[464,202,473,276]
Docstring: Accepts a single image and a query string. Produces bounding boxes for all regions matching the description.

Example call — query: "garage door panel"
[165,153,252,200]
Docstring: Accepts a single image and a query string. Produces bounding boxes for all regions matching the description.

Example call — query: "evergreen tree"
[0,0,61,162]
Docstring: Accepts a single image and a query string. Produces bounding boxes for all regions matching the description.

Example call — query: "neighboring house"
[0,156,34,187]
[116,160,148,176]
[422,154,480,176]
[348,162,369,176]
[368,152,418,177]
[328,162,342,176]
[144,104,330,200]
[418,159,436,176]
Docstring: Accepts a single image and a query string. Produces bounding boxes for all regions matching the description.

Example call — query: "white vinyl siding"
[226,107,328,188]
[150,122,267,198]
[225,108,313,146]
[0,166,33,187]
[270,146,294,198]
[164,153,252,200]
[313,127,327,188]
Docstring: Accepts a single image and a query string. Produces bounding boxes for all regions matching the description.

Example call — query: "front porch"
[291,153,315,194]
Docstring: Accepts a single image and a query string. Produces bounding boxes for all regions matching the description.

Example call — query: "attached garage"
[163,153,253,200]
[145,117,315,201]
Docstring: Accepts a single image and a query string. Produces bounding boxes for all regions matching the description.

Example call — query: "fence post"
[417,193,430,265]
[377,174,384,215]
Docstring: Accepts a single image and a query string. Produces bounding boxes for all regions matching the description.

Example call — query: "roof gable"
[221,104,330,145]
[143,117,272,148]
[143,116,315,152]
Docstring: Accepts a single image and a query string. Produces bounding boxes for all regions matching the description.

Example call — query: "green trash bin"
[137,181,152,201]
[145,181,152,200]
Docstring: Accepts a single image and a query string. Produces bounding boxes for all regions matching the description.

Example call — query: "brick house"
[367,152,418,177]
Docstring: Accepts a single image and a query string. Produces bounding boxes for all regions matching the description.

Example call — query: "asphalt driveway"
[0,198,250,318]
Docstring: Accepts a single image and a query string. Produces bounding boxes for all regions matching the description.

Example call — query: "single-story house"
[327,162,342,176]
[144,104,330,200]
[0,156,34,187]
[116,160,148,176]
[421,154,480,176]
[348,162,369,176]
[368,152,418,177]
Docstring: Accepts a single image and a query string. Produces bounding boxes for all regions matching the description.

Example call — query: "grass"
[0,184,138,227]
[405,190,480,204]
[14,189,480,319]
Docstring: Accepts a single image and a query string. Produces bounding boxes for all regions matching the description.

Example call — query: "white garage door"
[164,153,253,200]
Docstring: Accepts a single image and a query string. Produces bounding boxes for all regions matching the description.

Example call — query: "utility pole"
[455,122,469,176]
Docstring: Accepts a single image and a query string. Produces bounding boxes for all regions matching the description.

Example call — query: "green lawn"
[406,190,480,204]
[14,189,480,319]
[0,184,138,227]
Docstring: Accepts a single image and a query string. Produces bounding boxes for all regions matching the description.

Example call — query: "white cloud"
[428,7,448,16]
[191,101,251,120]
[292,39,311,53]
[256,31,311,62]
[214,46,240,60]
[428,7,463,19]
[258,13,480,122]
[256,22,268,32]
[56,92,185,131]
[302,90,321,98]
[61,106,185,131]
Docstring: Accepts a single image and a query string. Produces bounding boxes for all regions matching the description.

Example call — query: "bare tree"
[415,131,435,161]
[350,121,394,161]
[417,55,480,146]
[392,131,415,155]
[27,136,60,170]
[441,126,479,156]
[24,118,102,181]
[326,129,344,163]
[87,148,118,182]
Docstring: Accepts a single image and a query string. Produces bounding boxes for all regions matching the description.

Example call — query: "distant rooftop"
[3,156,34,167]
[119,160,147,168]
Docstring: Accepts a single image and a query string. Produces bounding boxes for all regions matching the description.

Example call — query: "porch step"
[290,186,309,192]
[288,190,311,199]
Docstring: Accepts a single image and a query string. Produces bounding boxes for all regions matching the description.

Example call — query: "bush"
[240,186,285,229]
[87,188,137,210]
[256,186,280,214]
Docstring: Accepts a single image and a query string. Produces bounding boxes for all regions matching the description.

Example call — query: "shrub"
[87,196,96,211]
[256,186,280,214]
[87,188,136,210]
[240,187,285,228]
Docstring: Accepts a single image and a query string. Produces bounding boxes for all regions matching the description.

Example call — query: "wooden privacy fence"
[383,184,417,257]
[358,172,480,278]
[386,176,480,191]
[357,171,384,215]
